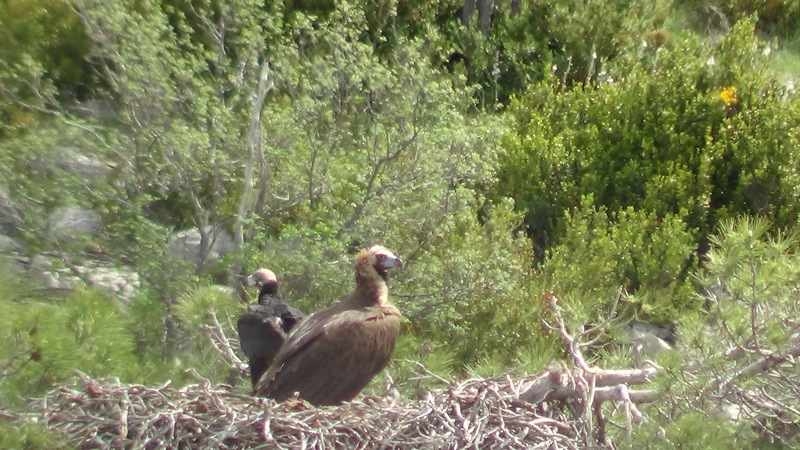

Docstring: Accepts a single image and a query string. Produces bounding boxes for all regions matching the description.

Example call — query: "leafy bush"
[438,0,673,106]
[172,286,247,385]
[541,196,697,322]
[0,420,72,450]
[0,0,94,136]
[496,20,800,309]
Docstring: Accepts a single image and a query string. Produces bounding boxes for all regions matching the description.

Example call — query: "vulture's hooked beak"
[381,256,404,270]
[245,274,259,286]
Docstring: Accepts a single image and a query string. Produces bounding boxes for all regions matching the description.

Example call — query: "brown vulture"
[237,269,305,388]
[252,245,404,406]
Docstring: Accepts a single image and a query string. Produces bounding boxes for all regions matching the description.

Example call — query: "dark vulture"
[237,269,305,388]
[252,245,404,406]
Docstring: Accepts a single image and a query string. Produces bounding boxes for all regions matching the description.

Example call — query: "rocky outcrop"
[56,147,113,184]
[0,234,23,253]
[618,320,676,359]
[169,226,235,266]
[29,255,140,302]
[0,185,22,233]
[50,206,103,240]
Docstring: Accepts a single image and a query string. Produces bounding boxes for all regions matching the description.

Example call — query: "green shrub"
[0,420,72,450]
[438,0,673,106]
[496,19,800,302]
[0,282,140,404]
[634,217,800,447]
[542,196,697,322]
[172,286,247,385]
[0,0,94,136]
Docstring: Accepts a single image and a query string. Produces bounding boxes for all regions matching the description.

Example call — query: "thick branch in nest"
[522,294,662,443]
[520,365,659,407]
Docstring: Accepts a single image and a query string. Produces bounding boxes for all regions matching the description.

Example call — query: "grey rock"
[0,185,22,233]
[31,257,140,302]
[712,401,743,423]
[50,206,103,239]
[56,147,112,183]
[84,265,140,302]
[619,321,675,358]
[39,271,61,290]
[0,234,24,253]
[29,255,53,271]
[169,226,235,265]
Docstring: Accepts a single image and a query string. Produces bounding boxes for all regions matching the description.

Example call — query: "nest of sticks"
[11,295,658,449]
[24,369,604,450]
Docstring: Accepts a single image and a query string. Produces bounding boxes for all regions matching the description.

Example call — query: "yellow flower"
[720,86,737,107]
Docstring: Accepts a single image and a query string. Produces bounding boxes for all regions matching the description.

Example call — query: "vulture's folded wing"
[270,304,305,333]
[254,307,400,405]
[236,308,287,360]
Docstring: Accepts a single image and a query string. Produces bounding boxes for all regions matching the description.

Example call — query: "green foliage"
[538,0,673,86]
[701,217,798,351]
[497,19,800,291]
[373,332,458,399]
[0,257,248,405]
[636,217,800,447]
[543,196,697,321]
[0,123,97,254]
[677,0,800,37]
[0,0,92,94]
[400,200,537,364]
[0,0,93,136]
[437,0,673,106]
[0,278,139,404]
[213,4,528,367]
[172,286,245,384]
[630,411,738,449]
[67,0,276,250]
[0,420,72,450]
[0,6,799,446]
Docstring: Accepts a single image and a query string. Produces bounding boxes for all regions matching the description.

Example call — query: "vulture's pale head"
[247,268,278,290]
[355,245,404,282]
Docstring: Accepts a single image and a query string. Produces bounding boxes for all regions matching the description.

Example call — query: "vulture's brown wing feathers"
[238,305,281,357]
[253,304,401,406]
[237,302,305,388]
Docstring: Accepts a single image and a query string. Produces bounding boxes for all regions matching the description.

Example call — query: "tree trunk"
[477,0,495,36]
[462,0,475,26]
[234,61,273,249]
[233,61,273,301]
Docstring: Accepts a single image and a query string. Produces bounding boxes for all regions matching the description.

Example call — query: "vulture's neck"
[354,269,390,306]
[258,284,280,305]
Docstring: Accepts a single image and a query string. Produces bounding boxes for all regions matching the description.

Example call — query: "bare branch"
[201,311,248,375]
[713,344,800,392]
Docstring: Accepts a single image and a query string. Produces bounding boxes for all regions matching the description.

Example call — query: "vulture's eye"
[376,254,387,260]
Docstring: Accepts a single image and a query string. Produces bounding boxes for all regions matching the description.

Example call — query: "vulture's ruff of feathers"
[237,269,304,388]
[253,245,404,406]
